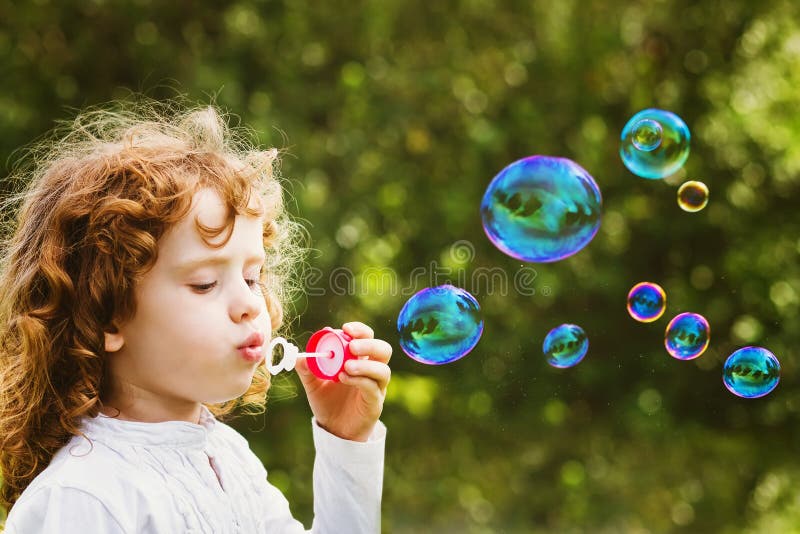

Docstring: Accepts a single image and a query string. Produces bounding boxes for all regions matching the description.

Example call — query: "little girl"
[0,101,392,533]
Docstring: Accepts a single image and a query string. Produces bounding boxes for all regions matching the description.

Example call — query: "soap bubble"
[397,285,483,365]
[620,109,691,179]
[723,346,780,399]
[631,119,663,151]
[664,312,709,360]
[627,282,667,323]
[543,324,588,368]
[677,180,709,212]
[481,155,602,263]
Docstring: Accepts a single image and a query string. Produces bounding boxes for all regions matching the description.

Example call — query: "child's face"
[105,188,271,411]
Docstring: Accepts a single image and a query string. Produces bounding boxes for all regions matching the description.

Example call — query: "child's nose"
[230,280,263,322]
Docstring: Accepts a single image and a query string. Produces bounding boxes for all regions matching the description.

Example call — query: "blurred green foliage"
[2,0,800,532]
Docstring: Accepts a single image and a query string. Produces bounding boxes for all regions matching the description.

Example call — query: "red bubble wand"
[265,327,356,382]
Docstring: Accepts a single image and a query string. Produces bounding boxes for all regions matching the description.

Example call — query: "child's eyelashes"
[190,282,217,293]
[247,279,267,294]
[189,279,266,294]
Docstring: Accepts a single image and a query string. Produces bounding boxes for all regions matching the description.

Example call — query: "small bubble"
[631,119,663,151]
[678,181,709,212]
[397,285,483,365]
[627,282,667,322]
[665,313,710,360]
[620,108,691,179]
[543,324,588,368]
[723,347,780,398]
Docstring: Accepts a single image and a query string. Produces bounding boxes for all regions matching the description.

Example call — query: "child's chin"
[203,368,262,404]
[206,384,251,405]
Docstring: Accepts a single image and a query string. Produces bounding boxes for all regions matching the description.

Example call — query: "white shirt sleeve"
[3,484,126,534]
[308,418,386,534]
[258,418,386,534]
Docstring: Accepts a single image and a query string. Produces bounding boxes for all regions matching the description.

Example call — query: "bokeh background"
[2,0,800,532]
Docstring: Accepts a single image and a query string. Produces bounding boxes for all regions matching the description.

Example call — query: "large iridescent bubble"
[626,282,667,323]
[397,285,483,365]
[481,155,602,263]
[620,109,691,179]
[664,312,709,360]
[723,347,780,399]
[543,324,588,368]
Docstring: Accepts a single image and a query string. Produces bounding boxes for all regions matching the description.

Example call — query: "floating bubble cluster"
[397,285,483,365]
[543,324,589,368]
[627,282,667,323]
[389,103,780,406]
[620,109,691,179]
[677,180,709,212]
[723,347,780,399]
[481,155,602,263]
[664,312,710,360]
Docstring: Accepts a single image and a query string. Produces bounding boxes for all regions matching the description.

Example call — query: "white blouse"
[3,405,385,533]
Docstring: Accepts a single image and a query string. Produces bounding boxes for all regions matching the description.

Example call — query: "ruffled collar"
[78,404,218,450]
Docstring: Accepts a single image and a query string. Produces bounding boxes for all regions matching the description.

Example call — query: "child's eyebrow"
[175,254,266,273]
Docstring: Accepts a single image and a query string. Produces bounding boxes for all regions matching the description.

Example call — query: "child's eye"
[246,279,266,295]
[191,282,217,293]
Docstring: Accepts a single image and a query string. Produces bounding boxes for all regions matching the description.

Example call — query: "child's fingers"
[347,338,392,364]
[344,360,391,393]
[342,322,374,339]
[338,373,386,405]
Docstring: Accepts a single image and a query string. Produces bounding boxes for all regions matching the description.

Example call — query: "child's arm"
[293,321,391,532]
[256,419,386,533]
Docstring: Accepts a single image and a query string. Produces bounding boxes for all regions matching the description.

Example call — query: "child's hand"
[295,322,392,442]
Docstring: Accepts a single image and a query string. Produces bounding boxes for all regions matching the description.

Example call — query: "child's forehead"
[161,188,264,254]
[192,188,231,227]
[188,188,263,227]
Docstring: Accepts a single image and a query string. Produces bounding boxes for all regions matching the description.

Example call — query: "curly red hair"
[0,101,302,513]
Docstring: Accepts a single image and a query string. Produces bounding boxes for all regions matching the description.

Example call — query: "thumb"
[294,357,319,388]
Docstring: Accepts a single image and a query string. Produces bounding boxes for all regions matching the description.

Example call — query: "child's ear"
[104,324,125,353]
